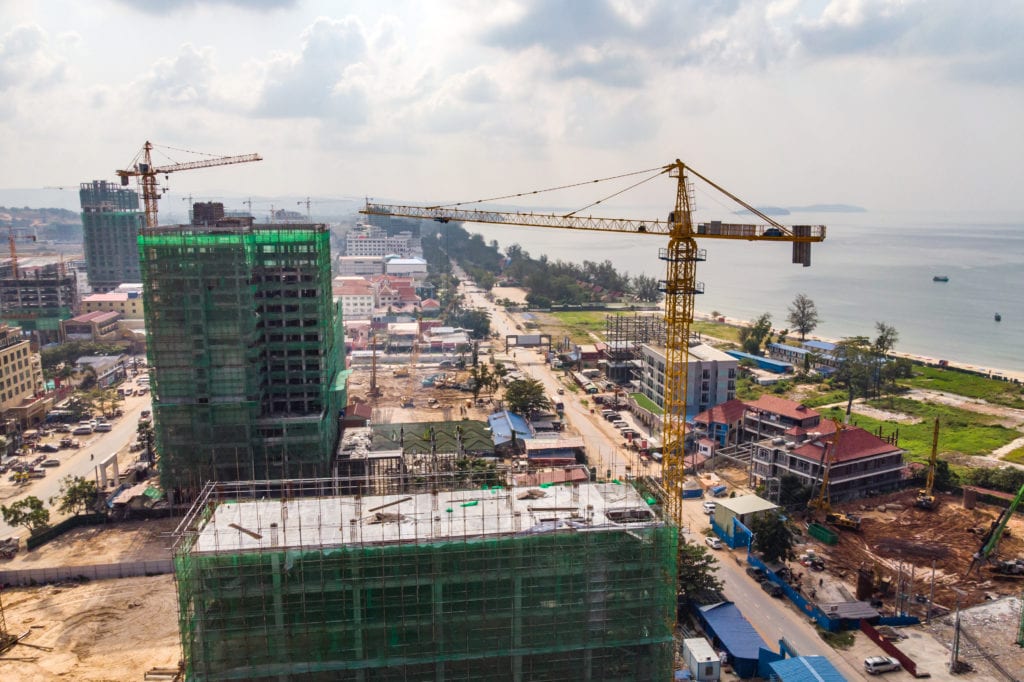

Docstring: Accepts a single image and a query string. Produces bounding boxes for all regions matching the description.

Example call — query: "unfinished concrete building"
[80,180,145,292]
[0,261,78,344]
[173,478,677,681]
[139,220,348,491]
[602,314,665,386]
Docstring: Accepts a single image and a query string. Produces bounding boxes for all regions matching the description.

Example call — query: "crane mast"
[362,159,825,528]
[116,141,262,228]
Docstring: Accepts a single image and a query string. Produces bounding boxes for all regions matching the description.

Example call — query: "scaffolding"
[139,223,347,492]
[173,477,677,682]
[603,314,666,386]
[80,179,145,291]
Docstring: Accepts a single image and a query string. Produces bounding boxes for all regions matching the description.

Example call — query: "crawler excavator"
[915,417,940,510]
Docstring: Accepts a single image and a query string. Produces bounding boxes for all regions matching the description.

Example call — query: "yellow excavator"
[915,418,940,510]
[809,422,862,531]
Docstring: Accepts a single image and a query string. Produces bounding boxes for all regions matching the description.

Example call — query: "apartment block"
[638,342,738,418]
[139,220,348,491]
[0,324,44,413]
[80,180,145,292]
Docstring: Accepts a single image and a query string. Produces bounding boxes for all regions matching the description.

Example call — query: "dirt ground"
[0,575,180,681]
[4,518,177,570]
[806,488,1024,610]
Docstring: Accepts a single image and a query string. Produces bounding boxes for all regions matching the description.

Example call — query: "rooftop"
[187,482,660,554]
[745,395,819,422]
[792,427,901,463]
[716,494,778,516]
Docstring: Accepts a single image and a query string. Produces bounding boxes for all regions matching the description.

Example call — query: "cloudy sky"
[1,0,1021,214]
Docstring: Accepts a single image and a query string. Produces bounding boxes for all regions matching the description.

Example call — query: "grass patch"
[818,397,1020,463]
[630,392,664,416]
[798,388,849,408]
[1003,446,1024,465]
[817,627,855,650]
[901,365,1024,409]
[692,320,743,343]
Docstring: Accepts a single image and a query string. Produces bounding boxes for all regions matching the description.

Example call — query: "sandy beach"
[693,309,1024,384]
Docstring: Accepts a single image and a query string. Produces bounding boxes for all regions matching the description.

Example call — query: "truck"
[710,484,728,497]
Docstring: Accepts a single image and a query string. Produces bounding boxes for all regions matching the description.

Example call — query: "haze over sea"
[468,209,1023,375]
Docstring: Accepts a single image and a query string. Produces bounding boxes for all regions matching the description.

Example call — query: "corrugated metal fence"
[0,558,173,586]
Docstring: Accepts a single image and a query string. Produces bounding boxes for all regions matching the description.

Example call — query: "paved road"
[0,387,152,539]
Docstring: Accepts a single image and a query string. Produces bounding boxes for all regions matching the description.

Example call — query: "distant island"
[735,203,867,216]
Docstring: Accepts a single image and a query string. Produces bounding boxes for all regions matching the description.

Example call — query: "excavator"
[915,417,940,510]
[808,421,862,532]
[967,481,1024,578]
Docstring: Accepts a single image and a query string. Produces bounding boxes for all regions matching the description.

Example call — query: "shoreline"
[693,310,1024,384]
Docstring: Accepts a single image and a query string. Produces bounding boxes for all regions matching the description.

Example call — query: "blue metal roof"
[488,410,533,445]
[698,602,767,661]
[802,340,836,352]
[724,350,794,372]
[768,655,847,682]
[767,343,809,355]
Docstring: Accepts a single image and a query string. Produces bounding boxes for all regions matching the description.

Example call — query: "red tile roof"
[744,395,820,422]
[786,419,838,438]
[694,398,747,426]
[792,427,900,463]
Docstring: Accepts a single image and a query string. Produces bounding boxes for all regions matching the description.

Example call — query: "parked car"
[55,424,71,433]
[38,443,60,453]
[141,410,151,418]
[745,567,767,582]
[41,459,60,468]
[704,536,723,550]
[72,426,93,435]
[93,422,113,432]
[760,580,783,597]
[702,501,717,515]
[863,656,901,675]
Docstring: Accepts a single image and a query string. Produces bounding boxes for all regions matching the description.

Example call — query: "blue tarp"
[724,350,793,374]
[768,655,847,682]
[697,602,768,678]
[487,410,533,446]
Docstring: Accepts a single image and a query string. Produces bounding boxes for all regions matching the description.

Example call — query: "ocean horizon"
[466,209,1023,376]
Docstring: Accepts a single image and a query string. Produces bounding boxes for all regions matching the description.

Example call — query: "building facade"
[638,342,738,418]
[336,255,384,277]
[0,263,78,344]
[139,220,348,491]
[345,223,420,258]
[80,180,145,292]
[80,291,145,318]
[751,427,905,503]
[61,310,122,342]
[173,480,677,682]
[0,324,44,413]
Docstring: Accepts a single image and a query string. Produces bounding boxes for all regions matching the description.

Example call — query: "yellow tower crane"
[362,159,825,527]
[6,227,37,279]
[915,417,941,510]
[116,141,262,228]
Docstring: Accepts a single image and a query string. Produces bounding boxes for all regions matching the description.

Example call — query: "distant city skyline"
[1,1,1021,213]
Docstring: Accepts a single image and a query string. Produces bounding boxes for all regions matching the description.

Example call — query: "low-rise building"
[76,354,128,389]
[741,395,825,442]
[80,290,145,318]
[332,277,375,319]
[751,427,904,502]
[61,310,122,342]
[692,398,748,448]
[384,256,428,280]
[337,255,384,277]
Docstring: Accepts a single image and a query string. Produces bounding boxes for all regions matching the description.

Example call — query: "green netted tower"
[139,221,347,491]
[80,180,145,292]
[174,479,677,682]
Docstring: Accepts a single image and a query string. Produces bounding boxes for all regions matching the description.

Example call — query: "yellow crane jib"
[363,159,826,527]
[116,141,263,228]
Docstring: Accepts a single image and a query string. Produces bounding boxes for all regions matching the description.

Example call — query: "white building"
[345,223,420,258]
[332,277,375,320]
[337,256,385,277]
[638,342,738,419]
[384,257,428,281]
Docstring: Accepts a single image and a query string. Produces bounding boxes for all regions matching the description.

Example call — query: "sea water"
[467,210,1023,374]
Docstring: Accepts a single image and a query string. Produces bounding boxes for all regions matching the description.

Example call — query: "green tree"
[504,378,550,416]
[50,475,99,516]
[678,540,724,602]
[872,322,900,398]
[631,274,662,303]
[740,313,773,355]
[787,293,821,341]
[1,496,51,534]
[833,336,873,420]
[138,419,156,462]
[778,473,814,507]
[749,511,795,564]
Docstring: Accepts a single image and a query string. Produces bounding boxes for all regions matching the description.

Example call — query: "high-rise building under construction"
[139,218,348,491]
[80,180,145,292]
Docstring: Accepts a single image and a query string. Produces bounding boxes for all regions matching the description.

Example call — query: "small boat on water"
[995,313,1002,322]
[933,275,949,282]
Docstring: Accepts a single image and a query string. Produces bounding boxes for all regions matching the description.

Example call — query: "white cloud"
[255,16,369,120]
[137,44,215,108]
[0,24,69,92]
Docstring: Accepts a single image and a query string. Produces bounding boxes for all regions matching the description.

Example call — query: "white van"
[702,501,717,515]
